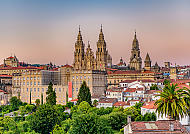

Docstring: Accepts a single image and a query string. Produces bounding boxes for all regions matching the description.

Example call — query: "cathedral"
[73,26,112,71]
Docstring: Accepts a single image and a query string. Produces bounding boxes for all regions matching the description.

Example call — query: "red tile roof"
[161,68,170,71]
[0,75,12,77]
[62,64,72,68]
[99,98,117,103]
[120,79,156,84]
[113,101,127,106]
[141,101,157,109]
[7,56,14,59]
[70,98,78,102]
[129,120,189,133]
[124,88,136,92]
[145,90,162,94]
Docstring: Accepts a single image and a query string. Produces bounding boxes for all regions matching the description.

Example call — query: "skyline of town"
[0,0,190,66]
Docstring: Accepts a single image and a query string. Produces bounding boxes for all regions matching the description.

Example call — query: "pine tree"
[30,91,31,104]
[46,82,57,105]
[41,93,43,105]
[66,91,68,103]
[77,81,92,106]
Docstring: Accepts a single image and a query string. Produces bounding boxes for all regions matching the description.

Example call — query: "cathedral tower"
[73,26,85,69]
[96,25,108,71]
[144,53,151,71]
[129,31,142,70]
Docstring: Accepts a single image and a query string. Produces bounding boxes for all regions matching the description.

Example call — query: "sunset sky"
[0,0,190,67]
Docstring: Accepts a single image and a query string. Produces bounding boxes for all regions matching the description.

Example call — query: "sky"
[0,0,190,67]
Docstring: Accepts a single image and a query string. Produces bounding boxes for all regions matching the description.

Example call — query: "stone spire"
[99,24,104,41]
[77,25,82,42]
[132,30,139,50]
[88,40,90,48]
[145,53,150,61]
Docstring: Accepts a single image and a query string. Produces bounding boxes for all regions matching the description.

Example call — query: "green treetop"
[77,81,92,106]
[46,82,57,105]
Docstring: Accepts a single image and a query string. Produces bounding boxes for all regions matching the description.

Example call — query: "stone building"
[4,55,19,67]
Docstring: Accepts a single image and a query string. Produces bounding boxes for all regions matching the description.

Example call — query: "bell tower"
[144,53,151,71]
[73,26,85,69]
[129,31,142,70]
[96,25,108,71]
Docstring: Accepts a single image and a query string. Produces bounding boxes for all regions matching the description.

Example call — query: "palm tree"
[181,83,190,125]
[154,83,188,120]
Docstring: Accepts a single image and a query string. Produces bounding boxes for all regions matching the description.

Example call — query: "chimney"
[127,115,131,123]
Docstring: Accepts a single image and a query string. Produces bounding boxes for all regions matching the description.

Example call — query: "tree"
[93,100,98,107]
[46,82,56,105]
[35,99,40,107]
[50,124,65,134]
[125,97,128,101]
[66,91,68,103]
[41,93,43,105]
[19,106,26,117]
[77,81,92,106]
[29,104,66,134]
[150,84,160,90]
[155,83,188,120]
[181,83,190,125]
[77,101,91,114]
[30,91,31,104]
[66,102,74,108]
[107,112,127,130]
[163,79,171,85]
[69,113,113,134]
[9,96,22,108]
[25,104,34,114]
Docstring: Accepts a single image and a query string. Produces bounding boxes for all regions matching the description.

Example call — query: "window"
[27,88,28,92]
[76,81,78,85]
[30,88,32,92]
[27,77,29,80]
[76,88,78,91]
[17,82,19,85]
[30,77,32,80]
[59,88,61,92]
[34,77,36,80]
[55,88,56,92]
[34,88,36,92]
[72,81,74,85]
[42,88,44,92]
[84,76,86,79]
[88,81,90,85]
[76,76,78,79]
[38,81,40,85]
[23,77,25,80]
[72,76,74,79]
[38,88,39,92]
[34,82,36,85]
[38,95,39,97]
[34,95,35,97]
[23,82,25,85]
[80,76,82,79]
[72,88,74,91]
[27,82,29,85]
[17,78,19,80]
[88,76,90,79]
[80,81,82,85]
[38,77,40,80]
[30,82,32,86]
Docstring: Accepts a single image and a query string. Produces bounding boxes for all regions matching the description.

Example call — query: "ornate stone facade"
[144,53,151,71]
[73,26,112,71]
[129,31,142,71]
